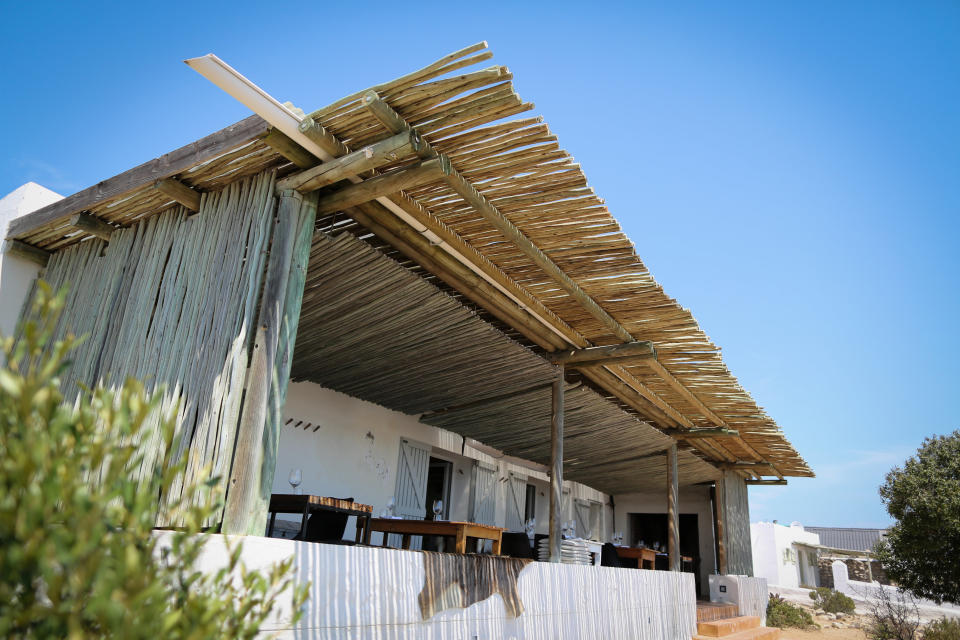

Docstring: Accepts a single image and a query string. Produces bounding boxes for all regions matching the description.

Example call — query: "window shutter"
[470,461,497,526]
[393,438,430,549]
[574,499,591,539]
[588,500,603,541]
[505,472,527,532]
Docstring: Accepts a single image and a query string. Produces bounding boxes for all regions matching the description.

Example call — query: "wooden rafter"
[545,341,656,366]
[315,158,450,215]
[7,115,270,239]
[69,212,116,240]
[154,178,202,212]
[276,130,423,193]
[354,92,753,465]
[3,239,50,266]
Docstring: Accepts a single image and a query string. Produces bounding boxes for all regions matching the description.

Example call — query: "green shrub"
[924,617,960,640]
[768,593,815,628]
[0,283,309,639]
[810,586,857,614]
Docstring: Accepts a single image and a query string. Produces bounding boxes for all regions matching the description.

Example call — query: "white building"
[751,521,821,588]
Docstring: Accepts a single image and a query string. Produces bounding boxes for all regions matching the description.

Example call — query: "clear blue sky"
[2,2,957,527]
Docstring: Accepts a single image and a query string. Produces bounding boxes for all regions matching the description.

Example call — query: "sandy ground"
[779,628,867,640]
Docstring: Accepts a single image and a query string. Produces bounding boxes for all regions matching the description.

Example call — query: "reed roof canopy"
[7,42,812,484]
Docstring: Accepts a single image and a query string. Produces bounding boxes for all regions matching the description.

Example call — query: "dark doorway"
[425,457,452,521]
[628,513,701,593]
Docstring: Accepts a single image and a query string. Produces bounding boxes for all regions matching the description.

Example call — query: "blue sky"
[2,2,957,527]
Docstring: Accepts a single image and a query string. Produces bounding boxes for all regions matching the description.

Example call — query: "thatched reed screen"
[291,231,717,492]
[16,170,278,525]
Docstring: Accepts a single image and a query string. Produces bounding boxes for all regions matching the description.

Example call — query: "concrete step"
[693,627,780,640]
[697,615,761,637]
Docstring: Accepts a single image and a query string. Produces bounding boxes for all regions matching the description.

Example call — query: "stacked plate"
[536,537,592,564]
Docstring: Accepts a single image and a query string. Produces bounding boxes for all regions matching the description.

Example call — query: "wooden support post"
[69,212,116,241]
[276,130,423,193]
[549,365,564,563]
[544,341,656,367]
[154,178,202,212]
[711,482,728,574]
[221,188,316,535]
[3,239,50,267]
[667,442,680,571]
[315,158,450,215]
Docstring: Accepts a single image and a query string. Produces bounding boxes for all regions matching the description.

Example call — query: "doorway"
[425,457,452,520]
[628,512,702,593]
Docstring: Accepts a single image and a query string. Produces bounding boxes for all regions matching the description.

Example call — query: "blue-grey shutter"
[470,461,497,526]
[574,498,591,539]
[393,438,429,549]
[505,472,527,532]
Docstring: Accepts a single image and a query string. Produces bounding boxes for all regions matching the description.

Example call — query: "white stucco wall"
[614,487,717,597]
[275,381,610,542]
[0,183,63,345]
[750,521,820,588]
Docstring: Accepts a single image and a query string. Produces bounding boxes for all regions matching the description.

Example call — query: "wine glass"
[524,518,536,540]
[288,468,302,495]
[567,520,577,540]
[385,496,396,518]
[432,499,443,520]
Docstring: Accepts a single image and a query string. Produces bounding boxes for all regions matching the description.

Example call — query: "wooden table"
[365,518,504,554]
[268,494,373,544]
[614,545,657,569]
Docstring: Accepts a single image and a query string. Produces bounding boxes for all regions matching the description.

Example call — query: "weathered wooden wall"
[720,469,754,575]
[17,170,279,525]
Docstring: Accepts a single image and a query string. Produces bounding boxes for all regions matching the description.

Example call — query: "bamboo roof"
[7,43,812,479]
[292,231,719,491]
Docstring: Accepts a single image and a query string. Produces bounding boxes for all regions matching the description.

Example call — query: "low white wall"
[708,575,768,625]
[276,381,611,540]
[167,532,698,639]
[614,487,717,596]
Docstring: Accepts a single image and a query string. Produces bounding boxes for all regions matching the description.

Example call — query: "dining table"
[364,518,505,554]
[613,545,657,569]
[267,494,373,544]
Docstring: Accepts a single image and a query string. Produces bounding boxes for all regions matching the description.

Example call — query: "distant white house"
[751,521,821,588]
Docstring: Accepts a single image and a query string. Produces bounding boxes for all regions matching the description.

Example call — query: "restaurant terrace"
[2,43,811,638]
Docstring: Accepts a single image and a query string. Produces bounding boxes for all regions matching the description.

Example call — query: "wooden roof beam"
[664,428,740,439]
[276,130,424,194]
[3,239,50,266]
[545,341,656,367]
[69,212,116,241]
[316,158,451,216]
[7,115,270,240]
[359,91,752,466]
[720,461,776,471]
[153,178,202,212]
[260,127,316,169]
[361,89,634,344]
[746,479,788,486]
